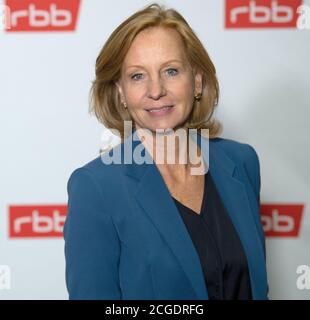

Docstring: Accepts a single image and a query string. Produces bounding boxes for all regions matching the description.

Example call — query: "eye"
[166,68,178,76]
[131,73,144,81]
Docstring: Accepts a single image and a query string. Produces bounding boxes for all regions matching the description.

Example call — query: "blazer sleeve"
[244,144,269,298]
[244,144,261,203]
[243,144,264,243]
[64,167,122,299]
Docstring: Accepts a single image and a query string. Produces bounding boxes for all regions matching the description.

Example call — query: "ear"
[115,81,124,100]
[194,72,203,94]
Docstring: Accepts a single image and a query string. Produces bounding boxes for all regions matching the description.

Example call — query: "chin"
[148,123,177,133]
[147,118,183,131]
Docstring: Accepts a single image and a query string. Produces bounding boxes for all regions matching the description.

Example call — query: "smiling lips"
[145,105,175,116]
[146,105,173,113]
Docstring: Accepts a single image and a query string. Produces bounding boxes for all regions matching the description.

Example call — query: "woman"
[64,3,268,300]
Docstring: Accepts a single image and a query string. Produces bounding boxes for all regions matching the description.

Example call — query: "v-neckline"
[172,172,207,216]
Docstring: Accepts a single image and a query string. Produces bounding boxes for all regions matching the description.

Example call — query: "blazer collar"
[122,129,267,300]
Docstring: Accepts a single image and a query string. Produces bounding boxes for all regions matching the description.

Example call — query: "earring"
[194,92,202,101]
[120,94,127,109]
[122,101,127,109]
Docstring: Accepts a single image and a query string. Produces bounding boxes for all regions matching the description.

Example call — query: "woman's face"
[116,26,202,133]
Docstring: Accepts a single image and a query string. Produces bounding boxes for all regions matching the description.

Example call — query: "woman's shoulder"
[67,142,125,191]
[209,136,260,167]
[209,136,261,196]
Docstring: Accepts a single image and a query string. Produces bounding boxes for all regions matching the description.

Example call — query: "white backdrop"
[0,0,309,299]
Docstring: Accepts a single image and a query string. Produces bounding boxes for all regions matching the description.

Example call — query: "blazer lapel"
[123,130,208,300]
[206,137,268,299]
[122,130,267,300]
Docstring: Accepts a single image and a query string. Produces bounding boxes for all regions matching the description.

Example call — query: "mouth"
[145,105,174,114]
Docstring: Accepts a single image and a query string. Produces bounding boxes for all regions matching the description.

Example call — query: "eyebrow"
[125,59,184,70]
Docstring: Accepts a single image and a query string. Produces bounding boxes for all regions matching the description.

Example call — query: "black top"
[172,171,253,300]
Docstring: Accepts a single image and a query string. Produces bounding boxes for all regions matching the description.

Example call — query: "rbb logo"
[9,205,67,238]
[260,204,304,237]
[3,0,80,32]
[225,0,303,28]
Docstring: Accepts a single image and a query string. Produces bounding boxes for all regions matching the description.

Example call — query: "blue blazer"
[64,130,269,300]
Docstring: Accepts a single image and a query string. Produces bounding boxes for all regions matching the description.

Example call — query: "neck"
[135,126,204,180]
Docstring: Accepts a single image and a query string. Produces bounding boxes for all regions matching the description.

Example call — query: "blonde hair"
[89,2,222,140]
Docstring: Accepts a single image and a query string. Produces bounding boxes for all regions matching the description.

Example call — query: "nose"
[147,77,166,100]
